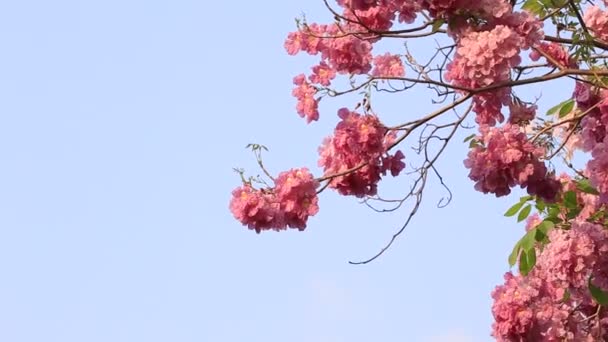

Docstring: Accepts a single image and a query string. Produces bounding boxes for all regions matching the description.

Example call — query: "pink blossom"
[464,124,559,201]
[229,185,282,232]
[292,74,320,123]
[587,142,608,203]
[381,150,405,176]
[336,0,377,11]
[309,62,336,86]
[508,100,537,125]
[584,6,608,42]
[229,168,320,232]
[371,53,405,78]
[538,221,608,290]
[525,213,542,231]
[274,168,320,229]
[530,42,577,69]
[318,108,404,197]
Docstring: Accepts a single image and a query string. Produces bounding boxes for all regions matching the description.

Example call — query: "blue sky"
[0,1,574,341]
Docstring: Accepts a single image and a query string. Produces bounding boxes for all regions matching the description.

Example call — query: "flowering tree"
[229,0,608,339]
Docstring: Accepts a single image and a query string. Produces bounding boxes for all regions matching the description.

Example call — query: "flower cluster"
[530,42,578,69]
[292,74,320,123]
[229,168,319,232]
[584,5,608,42]
[578,86,608,202]
[371,53,405,78]
[492,221,608,341]
[508,100,537,125]
[285,24,373,76]
[318,108,405,197]
[464,124,559,201]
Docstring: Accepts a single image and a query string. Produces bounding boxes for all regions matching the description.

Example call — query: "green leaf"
[576,179,600,195]
[518,250,529,275]
[535,199,546,212]
[547,206,561,218]
[546,99,573,116]
[431,19,444,32]
[520,229,537,251]
[463,133,476,143]
[564,190,578,209]
[527,248,536,270]
[589,277,608,305]
[522,0,545,15]
[567,207,581,220]
[505,201,526,217]
[536,220,555,236]
[558,99,575,118]
[517,204,532,222]
[508,243,521,267]
[519,249,536,276]
[562,289,571,302]
[545,216,563,224]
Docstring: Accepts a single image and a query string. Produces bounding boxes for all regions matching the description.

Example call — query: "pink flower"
[371,53,405,78]
[584,6,608,42]
[319,108,404,197]
[229,185,282,232]
[309,62,336,86]
[538,222,608,290]
[274,168,320,230]
[292,74,320,123]
[229,168,320,232]
[525,213,542,232]
[464,124,559,201]
[508,100,537,125]
[530,42,577,69]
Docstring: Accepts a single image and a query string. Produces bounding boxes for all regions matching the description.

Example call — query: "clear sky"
[0,1,573,342]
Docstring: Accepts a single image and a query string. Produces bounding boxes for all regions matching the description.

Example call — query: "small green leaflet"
[576,179,600,195]
[546,98,574,116]
[519,249,536,276]
[518,204,532,222]
[463,133,476,143]
[508,242,520,267]
[508,221,554,268]
[505,201,526,217]
[521,0,545,16]
[588,277,608,305]
[520,228,537,251]
[558,99,575,118]
[431,19,444,33]
[563,190,578,209]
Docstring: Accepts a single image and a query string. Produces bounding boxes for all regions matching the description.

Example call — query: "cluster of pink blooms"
[439,0,543,125]
[229,168,320,232]
[336,0,421,28]
[309,62,336,86]
[560,173,601,221]
[318,108,405,197]
[446,23,539,125]
[292,74,320,123]
[577,83,608,202]
[492,220,608,341]
[446,26,522,89]
[530,42,578,69]
[492,171,608,340]
[285,23,373,76]
[371,53,405,78]
[464,124,560,201]
[508,100,537,125]
[584,5,608,42]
